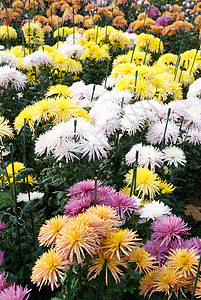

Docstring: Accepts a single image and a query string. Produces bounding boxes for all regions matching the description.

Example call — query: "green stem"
[189,49,198,75]
[130,43,136,63]
[66,265,73,300]
[90,84,96,102]
[130,150,139,196]
[143,43,149,64]
[96,259,107,300]
[191,253,201,300]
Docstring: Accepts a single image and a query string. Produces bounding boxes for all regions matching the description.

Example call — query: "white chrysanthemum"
[138,200,172,220]
[66,33,82,44]
[57,42,84,58]
[123,32,137,47]
[0,45,4,51]
[125,143,143,166]
[98,90,133,105]
[23,51,52,67]
[186,128,201,145]
[162,146,186,168]
[103,76,117,89]
[146,120,180,145]
[0,51,18,68]
[121,104,146,134]
[77,132,111,161]
[159,100,187,121]
[17,192,44,202]
[0,66,26,90]
[90,101,122,135]
[53,139,80,163]
[187,78,201,99]
[139,145,164,170]
[183,101,201,130]
[132,100,163,122]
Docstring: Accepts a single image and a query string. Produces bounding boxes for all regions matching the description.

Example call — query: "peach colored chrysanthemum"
[38,215,69,247]
[128,246,156,273]
[55,222,99,264]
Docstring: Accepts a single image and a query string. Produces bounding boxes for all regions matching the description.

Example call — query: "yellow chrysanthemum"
[111,63,137,79]
[139,269,158,298]
[9,45,28,58]
[53,97,80,123]
[38,215,69,247]
[14,106,35,133]
[31,98,58,122]
[157,53,178,66]
[175,70,194,87]
[128,246,156,273]
[45,84,72,98]
[152,264,187,298]
[159,180,175,194]
[167,248,199,278]
[0,25,17,40]
[125,167,160,199]
[103,229,139,260]
[88,250,128,286]
[134,33,154,45]
[31,249,66,291]
[53,27,76,38]
[127,50,152,65]
[3,162,36,185]
[22,22,44,46]
[52,53,82,73]
[0,116,14,143]
[150,74,173,100]
[171,81,183,100]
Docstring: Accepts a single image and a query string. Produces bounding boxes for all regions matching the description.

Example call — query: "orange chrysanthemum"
[128,246,156,273]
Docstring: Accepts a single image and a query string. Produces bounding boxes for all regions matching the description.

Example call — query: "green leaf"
[15,168,34,182]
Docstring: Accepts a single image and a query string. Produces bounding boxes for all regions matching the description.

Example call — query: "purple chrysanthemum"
[143,238,169,263]
[0,221,5,236]
[105,192,139,223]
[151,215,190,246]
[156,15,172,27]
[0,284,31,300]
[169,238,199,253]
[67,179,102,197]
[145,6,160,18]
[0,251,4,267]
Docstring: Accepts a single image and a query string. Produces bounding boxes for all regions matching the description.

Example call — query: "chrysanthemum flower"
[14,105,35,133]
[55,223,99,263]
[103,229,139,260]
[0,283,31,300]
[85,205,121,228]
[23,51,52,68]
[186,128,201,145]
[22,22,44,46]
[0,117,14,143]
[0,66,27,90]
[0,25,17,40]
[53,97,80,123]
[144,238,169,262]
[0,51,18,68]
[162,146,186,168]
[139,200,172,220]
[139,269,158,298]
[0,250,4,266]
[167,248,199,278]
[159,180,175,194]
[45,84,72,98]
[128,246,156,273]
[31,249,66,291]
[38,215,69,247]
[87,250,128,286]
[152,264,186,300]
[31,98,58,123]
[125,167,160,199]
[151,215,191,246]
[146,120,180,145]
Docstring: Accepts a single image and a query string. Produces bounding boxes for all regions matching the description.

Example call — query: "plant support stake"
[160,108,171,151]
[94,177,98,206]
[130,150,139,196]
[96,259,107,300]
[130,43,136,63]
[66,265,73,300]
[104,59,110,89]
[191,253,201,300]
[90,84,96,102]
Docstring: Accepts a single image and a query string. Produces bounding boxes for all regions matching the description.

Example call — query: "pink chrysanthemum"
[0,221,6,236]
[151,215,190,246]
[67,179,102,197]
[169,238,200,253]
[64,194,93,216]
[0,272,8,293]
[143,239,169,262]
[0,284,31,300]
[105,192,139,223]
